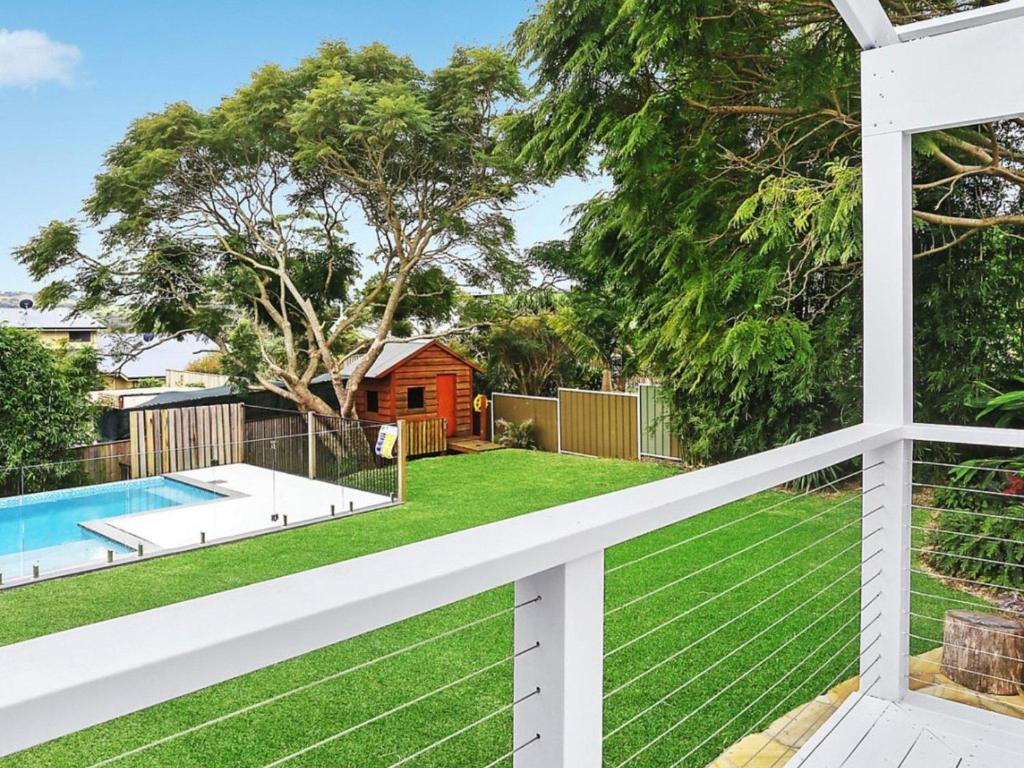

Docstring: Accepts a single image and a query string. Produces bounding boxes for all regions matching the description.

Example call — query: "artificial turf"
[0,450,979,768]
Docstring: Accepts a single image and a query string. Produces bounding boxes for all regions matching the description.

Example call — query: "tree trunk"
[941,610,1024,694]
[601,368,612,392]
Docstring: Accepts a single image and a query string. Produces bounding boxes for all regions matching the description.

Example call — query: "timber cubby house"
[3,2,1024,766]
[338,339,485,439]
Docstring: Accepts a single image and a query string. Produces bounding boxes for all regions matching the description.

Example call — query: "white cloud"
[0,29,81,88]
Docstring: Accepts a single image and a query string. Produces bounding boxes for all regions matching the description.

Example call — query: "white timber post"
[513,551,604,767]
[860,127,913,702]
[307,412,316,480]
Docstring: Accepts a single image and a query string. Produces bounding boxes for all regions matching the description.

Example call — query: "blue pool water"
[0,477,222,575]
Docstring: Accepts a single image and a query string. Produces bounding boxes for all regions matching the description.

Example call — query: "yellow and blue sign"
[375,424,399,459]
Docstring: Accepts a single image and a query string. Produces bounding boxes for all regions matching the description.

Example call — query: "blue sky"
[0,0,600,291]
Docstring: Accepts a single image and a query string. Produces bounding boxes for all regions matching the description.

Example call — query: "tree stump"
[941,610,1024,695]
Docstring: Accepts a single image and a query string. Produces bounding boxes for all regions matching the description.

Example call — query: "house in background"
[97,334,215,390]
[0,307,104,346]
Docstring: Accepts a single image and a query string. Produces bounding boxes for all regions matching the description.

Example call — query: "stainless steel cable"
[82,599,539,768]
[909,588,1024,618]
[745,653,883,768]
[910,546,1024,570]
[607,491,881,618]
[385,688,540,768]
[784,672,882,768]
[479,734,541,768]
[604,552,880,702]
[604,583,881,744]
[610,609,878,767]
[913,503,1024,523]
[910,523,1024,548]
[606,515,882,658]
[910,568,1024,595]
[606,463,883,576]
[259,643,540,768]
[662,631,881,768]
[913,459,1024,476]
[910,611,1024,641]
[912,481,1023,500]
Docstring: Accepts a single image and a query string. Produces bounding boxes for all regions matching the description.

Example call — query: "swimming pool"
[0,477,223,579]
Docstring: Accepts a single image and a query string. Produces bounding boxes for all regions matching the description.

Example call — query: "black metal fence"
[242,406,398,501]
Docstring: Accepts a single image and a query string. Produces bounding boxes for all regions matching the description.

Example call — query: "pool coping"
[76,473,251,552]
[0,478,398,591]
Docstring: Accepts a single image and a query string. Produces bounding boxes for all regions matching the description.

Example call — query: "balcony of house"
[2,423,1024,767]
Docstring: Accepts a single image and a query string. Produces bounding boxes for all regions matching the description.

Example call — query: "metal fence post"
[307,412,316,480]
[513,552,604,767]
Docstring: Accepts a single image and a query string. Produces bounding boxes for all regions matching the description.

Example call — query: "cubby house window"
[406,386,425,410]
[366,390,379,412]
[68,330,93,343]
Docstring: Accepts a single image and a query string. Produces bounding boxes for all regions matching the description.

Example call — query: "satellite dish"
[18,299,33,310]
[142,332,156,342]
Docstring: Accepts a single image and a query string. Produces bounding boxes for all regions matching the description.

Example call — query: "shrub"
[923,460,1024,590]
[186,353,223,374]
[495,418,538,450]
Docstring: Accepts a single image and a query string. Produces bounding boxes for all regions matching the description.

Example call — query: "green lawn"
[0,450,976,768]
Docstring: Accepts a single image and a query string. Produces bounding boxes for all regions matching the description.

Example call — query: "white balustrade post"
[514,551,604,767]
[861,127,913,701]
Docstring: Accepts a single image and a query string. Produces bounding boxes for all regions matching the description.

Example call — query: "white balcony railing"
[4,423,1023,766]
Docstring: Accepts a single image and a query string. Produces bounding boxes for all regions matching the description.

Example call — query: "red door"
[437,374,457,437]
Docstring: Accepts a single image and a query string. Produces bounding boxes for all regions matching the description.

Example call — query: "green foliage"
[16,40,531,415]
[495,418,538,449]
[0,327,100,492]
[511,0,1024,462]
[924,462,1024,589]
[186,353,223,375]
[461,293,600,396]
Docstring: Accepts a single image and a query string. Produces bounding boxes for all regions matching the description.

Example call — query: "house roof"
[127,384,237,409]
[0,308,105,332]
[99,334,214,380]
[312,339,482,384]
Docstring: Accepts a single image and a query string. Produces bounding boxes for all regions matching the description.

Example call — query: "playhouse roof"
[315,339,483,382]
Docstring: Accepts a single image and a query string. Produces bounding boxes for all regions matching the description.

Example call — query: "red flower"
[1002,474,1024,496]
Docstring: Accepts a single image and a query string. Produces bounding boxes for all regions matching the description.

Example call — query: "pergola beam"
[896,0,1024,41]
[831,0,900,49]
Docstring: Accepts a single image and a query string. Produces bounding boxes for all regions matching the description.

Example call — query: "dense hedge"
[923,462,1024,590]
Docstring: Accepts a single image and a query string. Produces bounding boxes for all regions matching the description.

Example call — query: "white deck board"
[793,692,1024,767]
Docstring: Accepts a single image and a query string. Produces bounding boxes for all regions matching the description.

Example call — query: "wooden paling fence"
[492,385,684,462]
[402,417,447,457]
[72,439,132,484]
[128,403,245,478]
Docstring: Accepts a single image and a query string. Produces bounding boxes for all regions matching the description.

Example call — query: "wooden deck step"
[447,437,505,454]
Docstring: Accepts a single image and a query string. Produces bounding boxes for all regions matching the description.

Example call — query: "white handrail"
[0,422,898,756]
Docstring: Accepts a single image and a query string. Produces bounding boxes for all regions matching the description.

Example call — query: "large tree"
[0,328,99,491]
[17,42,529,417]
[510,1,1024,461]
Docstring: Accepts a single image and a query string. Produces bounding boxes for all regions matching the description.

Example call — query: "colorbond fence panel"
[557,388,639,461]
[129,403,244,478]
[490,393,560,452]
[639,384,684,460]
